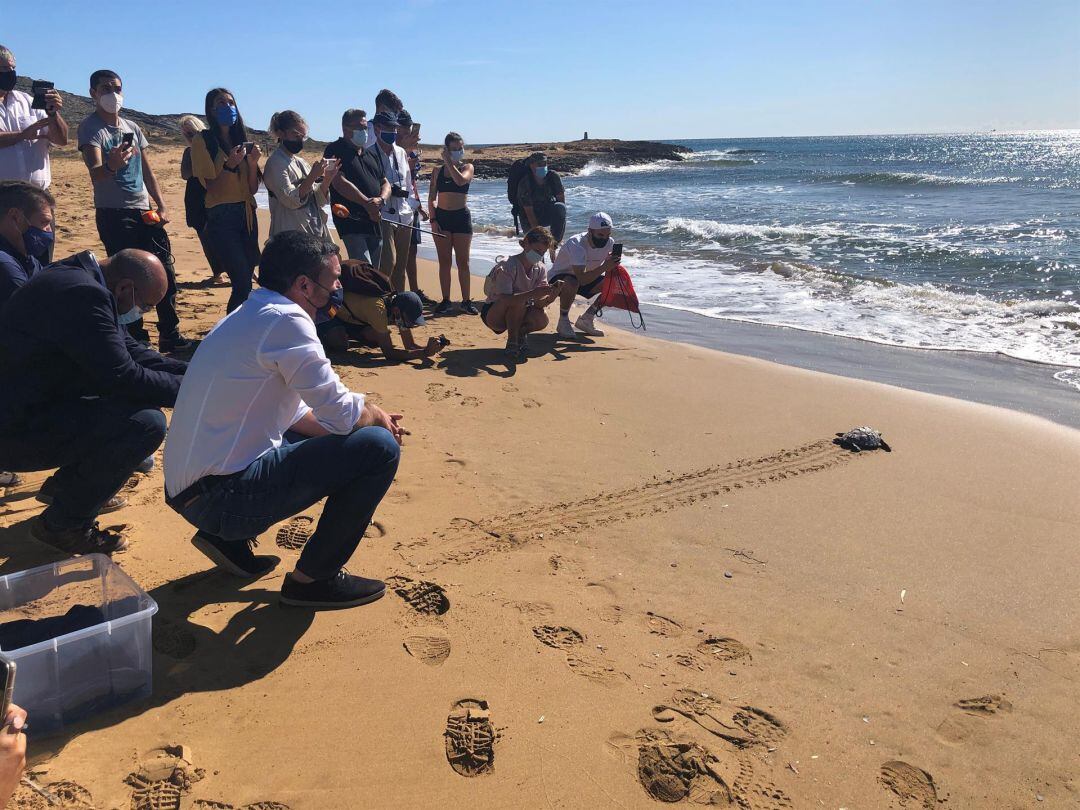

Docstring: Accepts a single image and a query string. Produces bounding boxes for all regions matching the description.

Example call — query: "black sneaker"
[30,517,128,555]
[279,569,386,609]
[416,289,438,307]
[433,299,453,316]
[160,335,194,353]
[191,531,280,578]
[461,299,479,315]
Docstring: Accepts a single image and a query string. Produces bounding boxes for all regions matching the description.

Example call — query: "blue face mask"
[215,104,239,126]
[22,225,54,258]
[379,130,397,145]
[525,249,545,265]
[351,129,368,148]
[533,166,548,179]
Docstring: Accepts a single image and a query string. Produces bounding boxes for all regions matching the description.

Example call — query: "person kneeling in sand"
[0,248,186,555]
[163,232,404,608]
[550,211,617,338]
[481,226,562,360]
[319,260,443,362]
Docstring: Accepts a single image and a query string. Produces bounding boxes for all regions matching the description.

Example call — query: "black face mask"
[0,71,16,93]
[282,139,304,154]
[591,235,608,248]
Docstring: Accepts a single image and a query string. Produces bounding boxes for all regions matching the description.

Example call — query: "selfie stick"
[385,218,447,239]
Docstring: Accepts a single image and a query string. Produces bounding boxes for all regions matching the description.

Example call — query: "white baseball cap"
[589,212,613,230]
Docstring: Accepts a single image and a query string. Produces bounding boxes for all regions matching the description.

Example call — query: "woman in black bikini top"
[428,131,477,315]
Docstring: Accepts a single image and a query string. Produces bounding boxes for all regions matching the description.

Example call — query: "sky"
[3,0,1078,144]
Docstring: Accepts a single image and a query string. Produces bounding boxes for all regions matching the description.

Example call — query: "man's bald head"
[101,249,168,311]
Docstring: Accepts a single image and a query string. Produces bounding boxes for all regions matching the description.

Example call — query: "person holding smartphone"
[263,110,337,243]
[77,69,189,352]
[190,88,262,313]
[0,703,27,809]
[548,212,618,338]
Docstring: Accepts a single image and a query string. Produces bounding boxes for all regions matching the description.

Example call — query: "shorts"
[480,301,503,333]
[434,207,473,234]
[550,272,604,299]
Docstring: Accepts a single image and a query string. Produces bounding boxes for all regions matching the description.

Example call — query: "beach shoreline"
[3,145,1079,809]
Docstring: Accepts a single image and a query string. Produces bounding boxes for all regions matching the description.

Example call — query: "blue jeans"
[0,398,167,529]
[205,203,260,313]
[171,428,400,581]
[341,232,382,265]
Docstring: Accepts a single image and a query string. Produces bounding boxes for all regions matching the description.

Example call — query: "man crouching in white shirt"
[163,230,404,609]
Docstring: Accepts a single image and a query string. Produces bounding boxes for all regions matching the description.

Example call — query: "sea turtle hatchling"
[834,426,892,453]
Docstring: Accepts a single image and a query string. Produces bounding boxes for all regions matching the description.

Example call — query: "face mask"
[533,166,548,179]
[117,305,143,325]
[22,225,54,257]
[591,235,608,248]
[307,280,342,324]
[0,71,16,93]
[215,104,238,126]
[450,149,465,162]
[379,130,397,146]
[351,129,368,148]
[99,91,123,115]
[525,249,544,265]
[282,139,303,154]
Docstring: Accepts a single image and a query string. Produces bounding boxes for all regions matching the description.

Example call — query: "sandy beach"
[2,144,1078,809]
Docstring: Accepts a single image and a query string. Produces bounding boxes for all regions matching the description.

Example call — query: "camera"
[31,80,53,111]
[390,184,408,198]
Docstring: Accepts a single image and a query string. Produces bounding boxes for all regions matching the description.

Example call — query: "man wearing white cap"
[548,211,618,338]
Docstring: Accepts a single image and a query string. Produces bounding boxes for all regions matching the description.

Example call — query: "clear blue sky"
[4,0,1078,143]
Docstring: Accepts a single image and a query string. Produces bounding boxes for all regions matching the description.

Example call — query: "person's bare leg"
[454,232,473,302]
[434,224,453,304]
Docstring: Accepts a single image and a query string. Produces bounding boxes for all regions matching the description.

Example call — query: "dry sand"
[1,144,1078,809]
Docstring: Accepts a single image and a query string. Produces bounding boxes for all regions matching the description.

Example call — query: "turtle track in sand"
[401,439,851,571]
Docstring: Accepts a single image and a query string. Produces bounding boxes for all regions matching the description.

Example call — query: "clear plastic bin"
[0,554,158,735]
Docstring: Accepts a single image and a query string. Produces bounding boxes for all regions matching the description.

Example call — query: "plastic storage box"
[0,554,158,735]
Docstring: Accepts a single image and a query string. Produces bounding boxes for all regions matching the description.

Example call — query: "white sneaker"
[556,317,577,339]
[575,312,604,337]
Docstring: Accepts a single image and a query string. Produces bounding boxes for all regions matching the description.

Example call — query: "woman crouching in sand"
[481,226,562,360]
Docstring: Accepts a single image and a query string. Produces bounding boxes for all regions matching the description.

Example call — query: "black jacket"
[0,250,187,431]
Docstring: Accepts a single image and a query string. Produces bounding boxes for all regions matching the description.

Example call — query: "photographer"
[549,212,617,338]
[190,88,262,313]
[320,260,443,363]
[77,70,188,352]
[325,109,389,265]
[0,47,68,237]
[366,112,414,292]
[263,110,337,243]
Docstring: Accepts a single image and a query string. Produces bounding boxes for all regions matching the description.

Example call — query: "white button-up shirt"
[164,287,365,497]
[367,142,413,223]
[0,90,51,188]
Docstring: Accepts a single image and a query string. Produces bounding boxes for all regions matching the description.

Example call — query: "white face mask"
[99,91,123,115]
[351,128,368,148]
[117,305,142,325]
[450,149,465,162]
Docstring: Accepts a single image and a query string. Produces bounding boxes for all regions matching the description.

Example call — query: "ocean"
[420,131,1080,393]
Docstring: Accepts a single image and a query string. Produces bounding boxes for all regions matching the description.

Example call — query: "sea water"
[423,131,1079,391]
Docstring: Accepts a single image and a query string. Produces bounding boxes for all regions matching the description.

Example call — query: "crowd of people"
[0,52,628,798]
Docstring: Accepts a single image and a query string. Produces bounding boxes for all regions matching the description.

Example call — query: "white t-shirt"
[0,90,51,189]
[548,231,613,281]
[366,142,413,223]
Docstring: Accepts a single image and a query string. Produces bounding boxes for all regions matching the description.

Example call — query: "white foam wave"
[661,217,836,242]
[831,171,1023,187]
[577,159,677,176]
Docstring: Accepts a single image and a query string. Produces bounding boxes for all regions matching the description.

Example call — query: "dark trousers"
[171,427,400,581]
[532,201,567,242]
[95,208,181,342]
[204,203,259,313]
[0,398,167,529]
[194,225,227,280]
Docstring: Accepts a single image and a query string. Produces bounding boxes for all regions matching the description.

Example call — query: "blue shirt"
[0,233,42,309]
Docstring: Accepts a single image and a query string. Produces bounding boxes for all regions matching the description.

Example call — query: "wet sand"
[2,145,1078,809]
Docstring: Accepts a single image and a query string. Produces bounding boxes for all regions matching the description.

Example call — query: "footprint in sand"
[501,383,519,392]
[955,694,1012,716]
[275,516,314,550]
[522,398,542,408]
[194,803,291,810]
[125,750,205,810]
[532,624,626,684]
[426,382,459,402]
[643,612,684,638]
[461,396,480,407]
[652,688,787,749]
[879,760,939,809]
[677,636,752,670]
[403,634,451,666]
[153,619,197,660]
[445,699,496,777]
[13,779,95,809]
[532,625,585,650]
[387,576,450,616]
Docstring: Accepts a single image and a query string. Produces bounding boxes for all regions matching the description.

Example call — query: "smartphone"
[31,80,53,111]
[241,141,254,153]
[612,242,624,261]
[121,132,134,148]
[0,654,14,727]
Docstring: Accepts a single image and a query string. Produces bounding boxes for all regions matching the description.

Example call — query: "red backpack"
[596,264,645,329]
